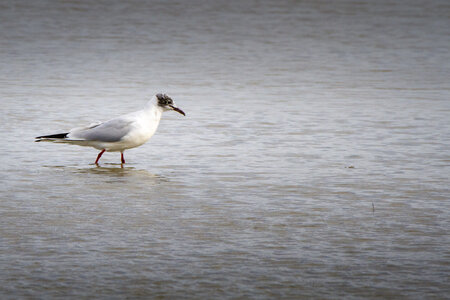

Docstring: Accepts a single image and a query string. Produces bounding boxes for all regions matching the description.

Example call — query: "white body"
[39,96,166,152]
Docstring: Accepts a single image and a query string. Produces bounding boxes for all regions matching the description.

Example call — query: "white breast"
[116,109,162,151]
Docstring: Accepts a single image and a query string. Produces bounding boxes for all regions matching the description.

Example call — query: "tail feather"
[35,132,69,142]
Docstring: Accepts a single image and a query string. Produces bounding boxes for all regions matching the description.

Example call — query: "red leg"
[95,149,106,165]
[121,152,125,164]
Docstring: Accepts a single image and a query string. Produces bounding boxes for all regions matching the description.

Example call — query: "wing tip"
[35,133,69,139]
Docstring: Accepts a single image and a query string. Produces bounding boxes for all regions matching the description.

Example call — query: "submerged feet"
[94,149,126,166]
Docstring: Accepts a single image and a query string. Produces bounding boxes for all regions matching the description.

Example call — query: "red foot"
[95,149,106,165]
[121,152,125,164]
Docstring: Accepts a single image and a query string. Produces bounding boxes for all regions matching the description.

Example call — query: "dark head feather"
[156,93,173,106]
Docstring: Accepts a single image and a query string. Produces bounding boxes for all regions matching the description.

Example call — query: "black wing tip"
[35,133,69,139]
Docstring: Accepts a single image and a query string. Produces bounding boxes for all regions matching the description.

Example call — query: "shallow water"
[1,0,449,298]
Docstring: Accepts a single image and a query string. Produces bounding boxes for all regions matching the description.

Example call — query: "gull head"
[156,93,185,116]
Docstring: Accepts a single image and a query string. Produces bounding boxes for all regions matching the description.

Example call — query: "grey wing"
[68,118,134,142]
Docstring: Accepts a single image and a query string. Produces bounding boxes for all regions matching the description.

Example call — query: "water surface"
[1,0,449,298]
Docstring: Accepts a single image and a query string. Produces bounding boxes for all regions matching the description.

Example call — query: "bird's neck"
[143,98,163,121]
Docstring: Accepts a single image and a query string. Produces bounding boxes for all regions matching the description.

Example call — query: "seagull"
[35,93,185,165]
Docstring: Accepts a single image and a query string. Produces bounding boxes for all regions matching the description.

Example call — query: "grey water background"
[1,0,449,298]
